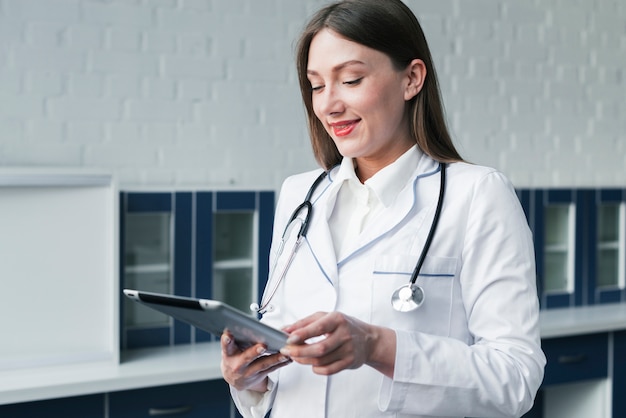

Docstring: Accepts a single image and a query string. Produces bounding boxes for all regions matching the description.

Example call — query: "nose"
[314,84,344,116]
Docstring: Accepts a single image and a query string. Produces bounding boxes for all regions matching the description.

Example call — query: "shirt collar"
[332,145,422,208]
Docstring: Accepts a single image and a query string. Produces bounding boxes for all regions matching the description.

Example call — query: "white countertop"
[0,342,223,406]
[539,302,626,338]
[2,303,626,406]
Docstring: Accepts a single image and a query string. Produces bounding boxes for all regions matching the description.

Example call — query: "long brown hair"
[296,0,463,169]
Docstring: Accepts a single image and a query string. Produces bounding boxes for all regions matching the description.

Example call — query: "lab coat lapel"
[303,175,340,287]
[345,155,441,259]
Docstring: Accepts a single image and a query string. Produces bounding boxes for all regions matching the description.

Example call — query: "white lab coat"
[231,154,546,418]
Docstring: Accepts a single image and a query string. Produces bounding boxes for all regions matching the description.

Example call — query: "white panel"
[544,379,611,418]
[0,172,118,370]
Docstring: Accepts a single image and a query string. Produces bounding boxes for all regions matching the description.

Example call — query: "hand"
[220,331,292,392]
[279,311,396,377]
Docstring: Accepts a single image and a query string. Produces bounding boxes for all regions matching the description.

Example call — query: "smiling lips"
[330,120,359,137]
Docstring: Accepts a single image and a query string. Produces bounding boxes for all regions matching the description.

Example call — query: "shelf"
[124,264,170,274]
[597,242,619,250]
[213,258,254,269]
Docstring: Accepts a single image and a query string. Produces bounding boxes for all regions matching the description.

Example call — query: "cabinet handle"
[557,354,586,364]
[148,405,193,416]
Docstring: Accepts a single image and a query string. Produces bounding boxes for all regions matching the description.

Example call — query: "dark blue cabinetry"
[0,394,104,418]
[120,190,274,349]
[541,333,608,386]
[1,381,237,418]
[586,189,626,305]
[109,380,231,417]
[523,331,621,417]
[517,188,625,309]
[614,331,626,418]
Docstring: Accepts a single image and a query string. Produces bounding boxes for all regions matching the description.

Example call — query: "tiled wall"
[0,0,624,191]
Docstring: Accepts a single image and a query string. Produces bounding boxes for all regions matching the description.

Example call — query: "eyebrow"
[307,60,366,76]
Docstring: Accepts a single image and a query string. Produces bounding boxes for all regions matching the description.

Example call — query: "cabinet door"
[121,192,193,349]
[122,190,274,348]
[532,189,585,308]
[614,331,626,418]
[194,191,274,343]
[108,380,231,418]
[541,333,608,386]
[587,189,625,305]
[121,192,172,349]
[0,394,104,418]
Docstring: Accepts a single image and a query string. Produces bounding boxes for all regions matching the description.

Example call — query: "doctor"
[221,0,546,417]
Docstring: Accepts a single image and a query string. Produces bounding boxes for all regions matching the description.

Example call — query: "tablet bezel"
[123,289,288,353]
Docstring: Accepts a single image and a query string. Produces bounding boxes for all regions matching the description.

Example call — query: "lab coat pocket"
[372,254,458,336]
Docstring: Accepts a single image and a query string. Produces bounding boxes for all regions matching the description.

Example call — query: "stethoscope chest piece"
[391,284,424,312]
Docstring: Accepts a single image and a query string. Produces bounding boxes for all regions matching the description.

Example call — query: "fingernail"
[223,335,231,344]
[279,355,290,362]
[280,347,290,356]
[286,335,300,344]
[257,346,266,355]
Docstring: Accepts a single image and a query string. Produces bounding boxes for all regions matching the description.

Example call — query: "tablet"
[123,289,288,353]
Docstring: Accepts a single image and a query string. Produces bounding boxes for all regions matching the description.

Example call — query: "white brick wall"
[0,0,624,190]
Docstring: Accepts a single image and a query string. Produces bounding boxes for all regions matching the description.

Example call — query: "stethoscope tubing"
[408,162,446,285]
[254,162,446,315]
[255,171,328,314]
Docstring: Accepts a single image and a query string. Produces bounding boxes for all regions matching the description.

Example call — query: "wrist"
[366,326,396,378]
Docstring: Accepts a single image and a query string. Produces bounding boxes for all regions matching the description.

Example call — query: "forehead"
[307,28,391,74]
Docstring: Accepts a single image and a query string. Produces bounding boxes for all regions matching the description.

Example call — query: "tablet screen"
[124,289,288,353]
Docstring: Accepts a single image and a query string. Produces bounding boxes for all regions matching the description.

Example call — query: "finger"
[252,352,293,374]
[281,332,342,364]
[282,311,327,334]
[312,356,353,375]
[221,332,239,357]
[285,312,341,346]
[289,342,354,375]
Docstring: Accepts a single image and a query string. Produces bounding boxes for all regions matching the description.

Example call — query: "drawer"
[0,394,104,418]
[541,332,608,386]
[109,380,232,418]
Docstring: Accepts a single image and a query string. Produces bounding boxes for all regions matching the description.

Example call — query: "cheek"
[311,97,327,127]
[357,84,405,120]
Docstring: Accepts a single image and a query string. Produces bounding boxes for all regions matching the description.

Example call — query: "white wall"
[0,0,624,192]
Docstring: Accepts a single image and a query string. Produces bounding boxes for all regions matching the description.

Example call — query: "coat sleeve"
[379,170,546,417]
[230,375,278,418]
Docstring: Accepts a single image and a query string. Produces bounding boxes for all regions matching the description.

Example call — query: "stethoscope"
[250,162,446,315]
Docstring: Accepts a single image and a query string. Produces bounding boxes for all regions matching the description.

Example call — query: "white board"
[0,170,118,370]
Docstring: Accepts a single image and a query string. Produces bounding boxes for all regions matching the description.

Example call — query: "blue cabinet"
[517,188,626,309]
[532,189,586,309]
[614,331,626,418]
[586,189,626,305]
[120,190,274,349]
[109,380,232,418]
[541,333,608,386]
[1,381,236,418]
[0,394,104,418]
[523,331,622,417]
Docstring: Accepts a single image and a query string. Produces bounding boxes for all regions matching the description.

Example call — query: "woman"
[221,1,545,417]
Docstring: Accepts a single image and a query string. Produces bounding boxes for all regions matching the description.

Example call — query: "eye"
[343,77,363,86]
[311,85,324,92]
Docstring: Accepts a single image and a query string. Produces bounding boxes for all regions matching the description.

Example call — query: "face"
[307,29,423,172]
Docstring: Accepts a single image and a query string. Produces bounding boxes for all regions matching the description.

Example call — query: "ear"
[404,58,427,101]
